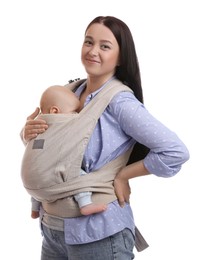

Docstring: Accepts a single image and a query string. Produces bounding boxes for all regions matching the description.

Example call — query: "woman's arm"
[111,91,190,206]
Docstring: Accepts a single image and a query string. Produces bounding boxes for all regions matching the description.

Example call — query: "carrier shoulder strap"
[65,78,133,119]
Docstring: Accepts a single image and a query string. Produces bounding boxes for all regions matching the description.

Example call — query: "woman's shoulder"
[108,90,144,114]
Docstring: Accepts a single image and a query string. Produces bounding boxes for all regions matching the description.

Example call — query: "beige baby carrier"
[21,78,149,251]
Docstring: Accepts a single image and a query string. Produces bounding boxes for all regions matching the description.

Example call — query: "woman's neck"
[86,74,114,94]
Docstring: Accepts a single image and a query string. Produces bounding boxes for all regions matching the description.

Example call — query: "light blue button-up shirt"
[64,78,189,244]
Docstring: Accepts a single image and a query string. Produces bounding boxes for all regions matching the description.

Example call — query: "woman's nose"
[89,45,99,56]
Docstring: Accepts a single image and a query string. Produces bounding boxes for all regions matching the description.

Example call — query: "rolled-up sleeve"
[112,92,190,177]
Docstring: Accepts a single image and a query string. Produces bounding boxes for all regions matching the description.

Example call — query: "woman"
[21,16,189,259]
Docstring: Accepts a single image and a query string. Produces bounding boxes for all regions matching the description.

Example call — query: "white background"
[1,0,205,259]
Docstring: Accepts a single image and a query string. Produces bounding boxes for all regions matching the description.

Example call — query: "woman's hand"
[114,160,150,207]
[22,107,48,143]
[114,172,131,208]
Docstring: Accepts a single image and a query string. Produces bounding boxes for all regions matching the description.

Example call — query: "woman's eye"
[101,45,110,50]
[84,40,92,46]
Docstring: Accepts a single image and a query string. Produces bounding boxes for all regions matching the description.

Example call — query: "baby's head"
[40,85,80,114]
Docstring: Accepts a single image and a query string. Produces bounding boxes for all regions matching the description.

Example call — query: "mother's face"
[81,23,120,80]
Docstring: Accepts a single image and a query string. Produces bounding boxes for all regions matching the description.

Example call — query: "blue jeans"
[41,224,135,260]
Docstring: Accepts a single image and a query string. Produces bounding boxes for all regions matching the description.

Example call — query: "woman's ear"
[50,106,60,114]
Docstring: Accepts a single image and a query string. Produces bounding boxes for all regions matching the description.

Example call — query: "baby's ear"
[50,106,60,114]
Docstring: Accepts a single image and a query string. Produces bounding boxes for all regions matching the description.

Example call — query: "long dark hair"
[86,16,150,163]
